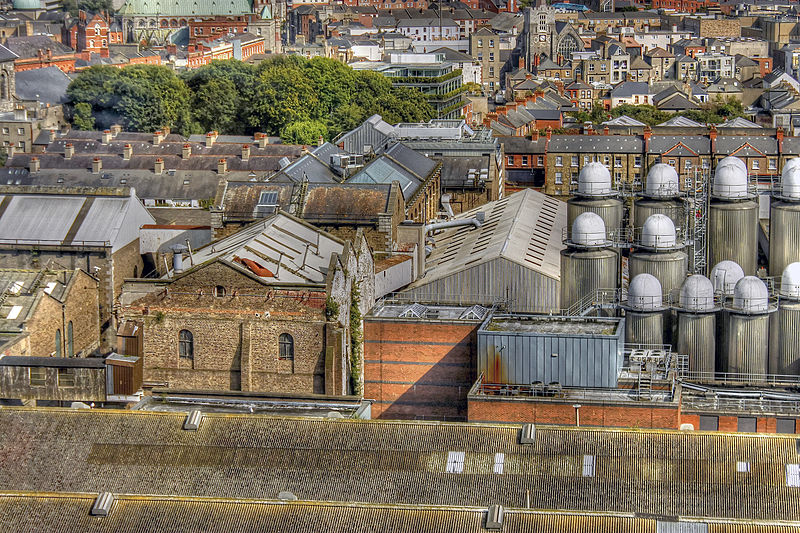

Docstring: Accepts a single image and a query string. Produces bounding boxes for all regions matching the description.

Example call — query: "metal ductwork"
[424,215,483,234]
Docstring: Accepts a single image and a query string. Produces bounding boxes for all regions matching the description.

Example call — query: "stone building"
[0,44,16,113]
[0,268,100,358]
[521,6,582,69]
[120,212,374,395]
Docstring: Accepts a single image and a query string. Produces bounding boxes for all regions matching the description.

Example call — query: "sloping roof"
[0,43,19,62]
[179,212,344,284]
[718,116,762,128]
[548,135,643,154]
[407,189,565,287]
[347,142,437,199]
[602,115,646,127]
[657,116,704,128]
[0,269,76,339]
[14,66,71,104]
[120,0,252,16]
[0,408,799,522]
[4,36,72,58]
[610,81,652,98]
[0,188,154,252]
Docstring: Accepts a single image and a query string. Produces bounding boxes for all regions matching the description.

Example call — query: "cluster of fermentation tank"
[559,156,800,378]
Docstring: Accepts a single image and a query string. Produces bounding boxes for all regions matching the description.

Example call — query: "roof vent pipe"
[441,193,455,218]
[172,245,186,274]
[424,217,482,234]
[90,492,114,517]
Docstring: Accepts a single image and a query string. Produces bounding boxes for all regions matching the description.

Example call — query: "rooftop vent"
[485,505,504,530]
[520,423,536,444]
[278,491,298,501]
[183,409,202,431]
[90,492,114,517]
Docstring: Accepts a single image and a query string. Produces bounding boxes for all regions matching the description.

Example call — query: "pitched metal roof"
[0,408,799,522]
[119,0,252,16]
[657,116,704,128]
[602,115,646,127]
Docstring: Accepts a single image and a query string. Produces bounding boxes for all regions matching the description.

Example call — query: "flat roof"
[483,315,622,335]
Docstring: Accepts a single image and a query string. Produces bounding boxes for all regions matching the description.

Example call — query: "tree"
[72,102,95,130]
[280,120,328,145]
[569,103,610,125]
[680,96,745,124]
[191,78,240,134]
[609,104,670,126]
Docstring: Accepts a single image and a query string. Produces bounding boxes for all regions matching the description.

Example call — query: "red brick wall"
[363,319,478,421]
[468,397,681,429]
[680,413,799,434]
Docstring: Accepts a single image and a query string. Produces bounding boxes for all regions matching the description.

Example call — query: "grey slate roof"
[610,81,652,98]
[14,66,71,104]
[0,43,19,62]
[548,135,643,154]
[657,116,704,128]
[4,35,72,58]
[648,135,710,155]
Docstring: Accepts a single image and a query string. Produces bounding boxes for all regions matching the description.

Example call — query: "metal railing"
[679,371,800,387]
[0,238,109,248]
[681,394,800,415]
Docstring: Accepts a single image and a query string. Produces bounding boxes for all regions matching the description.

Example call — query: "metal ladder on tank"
[689,168,709,275]
[638,364,653,401]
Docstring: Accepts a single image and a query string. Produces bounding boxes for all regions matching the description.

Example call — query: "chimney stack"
[92,157,102,174]
[162,126,170,136]
[708,124,718,154]
[182,143,191,159]
[29,156,39,173]
[546,126,552,140]
[153,130,163,145]
[317,135,324,146]
[48,129,56,142]
[603,126,610,135]
[241,144,250,161]
[255,132,268,148]
[13,106,26,121]
[218,158,227,174]
[643,125,652,152]
[111,124,122,136]
[64,143,74,159]
[154,157,164,174]
[102,129,112,144]
[123,143,132,160]
[205,131,215,147]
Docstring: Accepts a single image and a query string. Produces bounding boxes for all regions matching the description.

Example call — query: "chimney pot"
[153,130,162,145]
[182,143,191,159]
[102,129,112,144]
[218,158,227,174]
[154,157,165,174]
[123,143,132,160]
[48,129,56,142]
[241,144,250,161]
[29,156,39,173]
[64,143,74,159]
[92,156,102,174]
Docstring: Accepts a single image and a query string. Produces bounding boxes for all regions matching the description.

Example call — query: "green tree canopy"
[72,102,95,130]
[280,119,328,145]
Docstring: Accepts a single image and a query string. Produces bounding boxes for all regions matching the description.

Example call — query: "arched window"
[179,330,194,359]
[278,333,294,360]
[55,329,62,357]
[67,321,74,357]
[214,285,226,297]
[557,35,580,61]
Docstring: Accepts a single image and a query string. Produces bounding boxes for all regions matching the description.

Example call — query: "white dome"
[783,157,800,178]
[645,164,679,197]
[718,156,747,175]
[782,166,800,199]
[733,276,769,312]
[781,262,800,299]
[577,162,612,196]
[628,273,663,311]
[640,214,677,248]
[710,260,745,296]
[571,212,607,245]
[679,275,715,312]
[713,163,749,199]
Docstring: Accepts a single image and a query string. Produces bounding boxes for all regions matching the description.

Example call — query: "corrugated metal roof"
[0,409,800,522]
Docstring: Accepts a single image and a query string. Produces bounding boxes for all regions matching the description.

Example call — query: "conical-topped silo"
[769,160,800,277]
[676,275,718,375]
[634,163,685,230]
[769,262,800,375]
[560,212,619,312]
[567,162,624,239]
[624,273,665,346]
[724,276,774,379]
[629,214,688,298]
[708,159,758,275]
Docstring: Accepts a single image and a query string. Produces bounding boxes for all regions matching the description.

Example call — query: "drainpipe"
[573,404,582,427]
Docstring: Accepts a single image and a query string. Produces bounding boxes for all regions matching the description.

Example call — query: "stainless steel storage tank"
[567,162,624,238]
[676,275,717,375]
[769,162,800,277]
[629,214,688,298]
[560,212,619,312]
[708,160,758,275]
[724,276,773,379]
[710,260,745,373]
[769,262,800,375]
[634,163,686,230]
[624,273,665,346]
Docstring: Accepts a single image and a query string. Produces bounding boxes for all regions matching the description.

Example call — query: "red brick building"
[187,34,265,68]
[188,15,251,46]
[64,12,123,59]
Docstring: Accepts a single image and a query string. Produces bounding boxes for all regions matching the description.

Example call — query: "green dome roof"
[13,0,41,9]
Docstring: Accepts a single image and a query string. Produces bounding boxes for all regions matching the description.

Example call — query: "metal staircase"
[638,368,653,401]
[689,168,709,275]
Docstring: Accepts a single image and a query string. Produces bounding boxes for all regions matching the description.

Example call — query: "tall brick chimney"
[709,124,718,154]
[64,143,74,159]
[777,127,785,154]
[29,156,39,173]
[123,143,132,160]
[102,129,112,144]
[603,126,610,135]
[92,157,102,174]
[546,126,552,140]
[154,157,164,174]
[153,130,163,145]
[218,158,227,174]
[241,144,250,161]
[643,125,652,152]
[205,131,215,147]
[182,143,191,159]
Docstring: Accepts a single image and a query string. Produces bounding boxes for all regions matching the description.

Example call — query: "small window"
[493,452,504,474]
[29,367,45,386]
[787,464,800,487]
[737,461,751,473]
[57,368,75,387]
[16,128,23,135]
[738,417,757,432]
[506,155,513,166]
[279,333,294,360]
[769,159,778,170]
[555,172,563,185]
[699,415,719,431]
[777,418,796,434]
[254,191,279,217]
[752,160,760,170]
[67,321,74,357]
[214,285,226,297]
[179,330,194,359]
[521,155,528,166]
[634,156,642,168]
[582,454,596,477]
[571,156,578,167]
[446,451,465,473]
[555,156,563,167]
[55,329,62,357]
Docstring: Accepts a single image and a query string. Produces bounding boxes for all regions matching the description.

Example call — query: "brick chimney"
[777,127,785,153]
[110,124,122,136]
[241,144,250,161]
[643,125,652,152]
[532,130,539,141]
[64,143,74,159]
[526,93,535,105]
[218,158,227,174]
[317,135,324,147]
[154,157,164,174]
[518,56,524,69]
[29,156,39,173]
[546,126,552,140]
[123,143,132,160]
[48,129,56,142]
[709,124,718,154]
[585,123,593,135]
[182,143,191,159]
[102,129,112,144]
[255,132,268,148]
[92,157,102,174]
[153,130,163,145]
[205,131,215,147]
[603,126,610,135]
[162,126,170,136]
